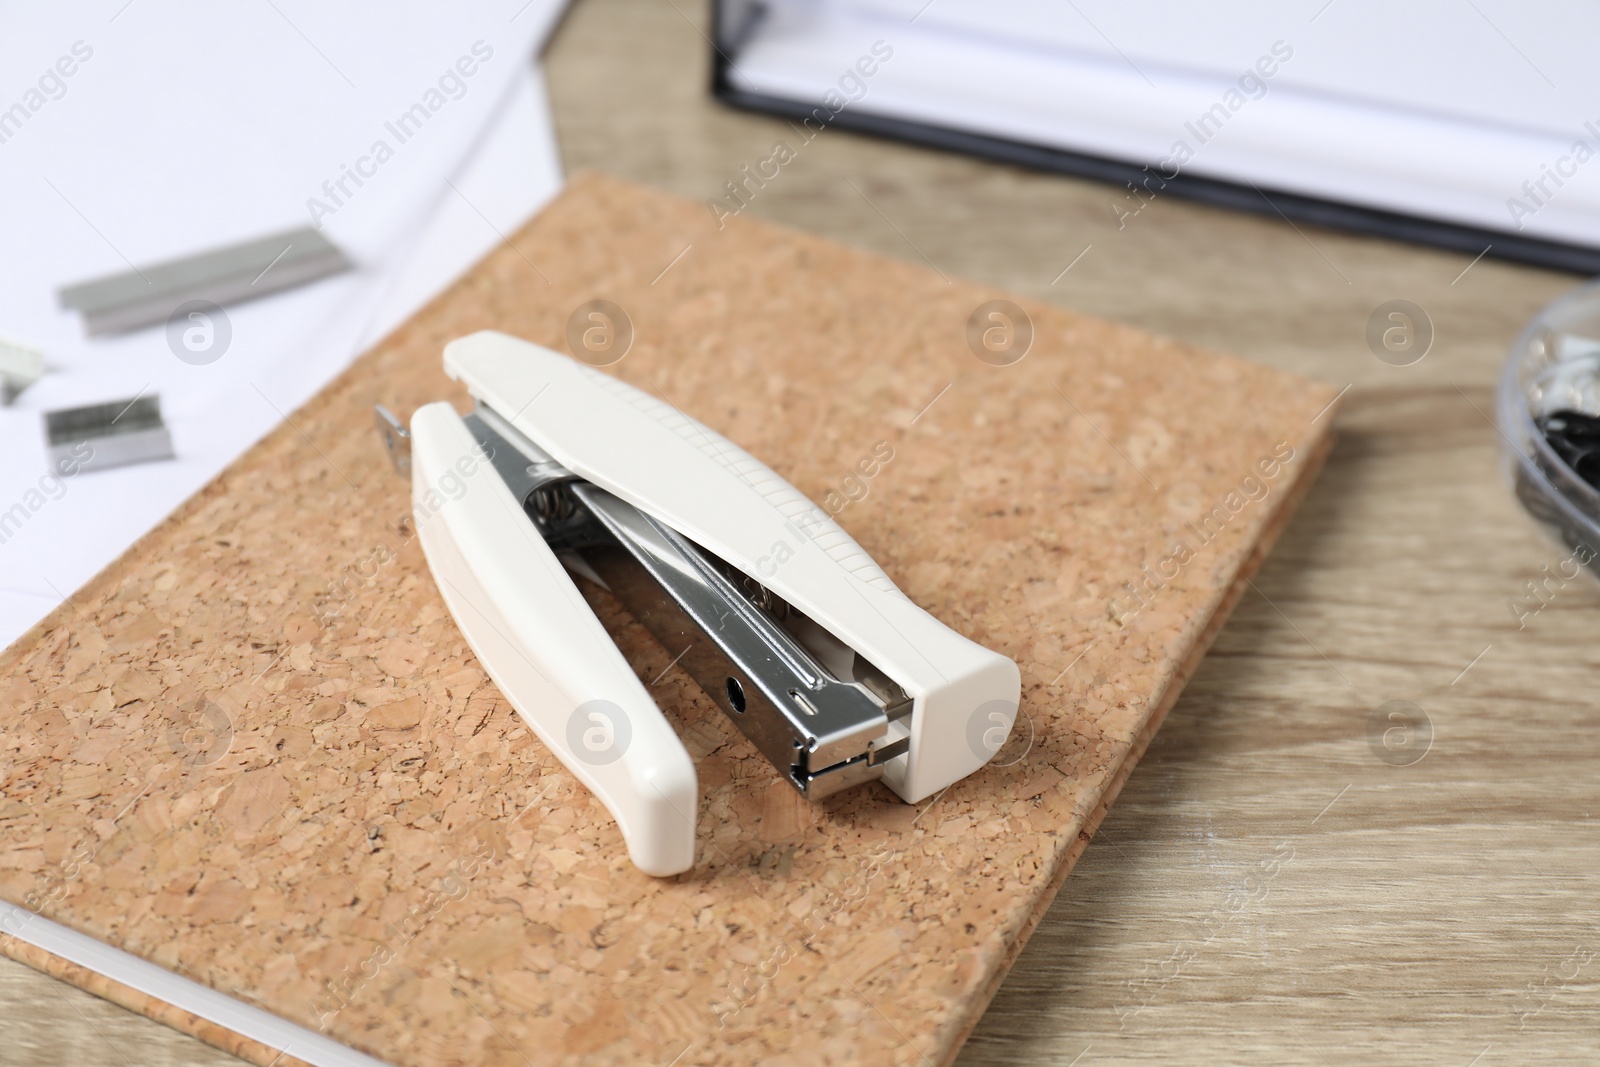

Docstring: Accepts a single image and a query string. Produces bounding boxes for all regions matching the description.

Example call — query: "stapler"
[383,331,1020,876]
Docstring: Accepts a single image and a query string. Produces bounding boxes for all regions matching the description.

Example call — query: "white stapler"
[382,331,1020,876]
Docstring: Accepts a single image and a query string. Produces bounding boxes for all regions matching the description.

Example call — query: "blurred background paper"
[714,0,1600,270]
[0,0,569,647]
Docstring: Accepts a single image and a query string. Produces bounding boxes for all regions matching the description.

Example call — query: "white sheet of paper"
[0,1,568,647]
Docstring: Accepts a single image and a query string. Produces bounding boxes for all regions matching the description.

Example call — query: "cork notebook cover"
[0,172,1337,1067]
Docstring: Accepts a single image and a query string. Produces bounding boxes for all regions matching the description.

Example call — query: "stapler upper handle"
[408,401,698,876]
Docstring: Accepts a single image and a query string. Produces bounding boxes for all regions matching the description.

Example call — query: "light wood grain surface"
[4,2,1596,1065]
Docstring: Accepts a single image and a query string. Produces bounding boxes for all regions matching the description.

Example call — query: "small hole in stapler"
[725,676,747,713]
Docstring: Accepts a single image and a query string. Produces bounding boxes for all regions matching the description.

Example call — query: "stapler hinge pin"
[374,404,412,476]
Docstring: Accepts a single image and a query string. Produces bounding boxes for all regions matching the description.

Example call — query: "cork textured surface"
[0,172,1336,1066]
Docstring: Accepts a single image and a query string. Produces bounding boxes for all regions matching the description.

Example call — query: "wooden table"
[6,2,1595,1064]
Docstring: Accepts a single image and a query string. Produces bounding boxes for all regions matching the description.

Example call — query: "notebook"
[0,172,1338,1066]
[713,0,1600,272]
